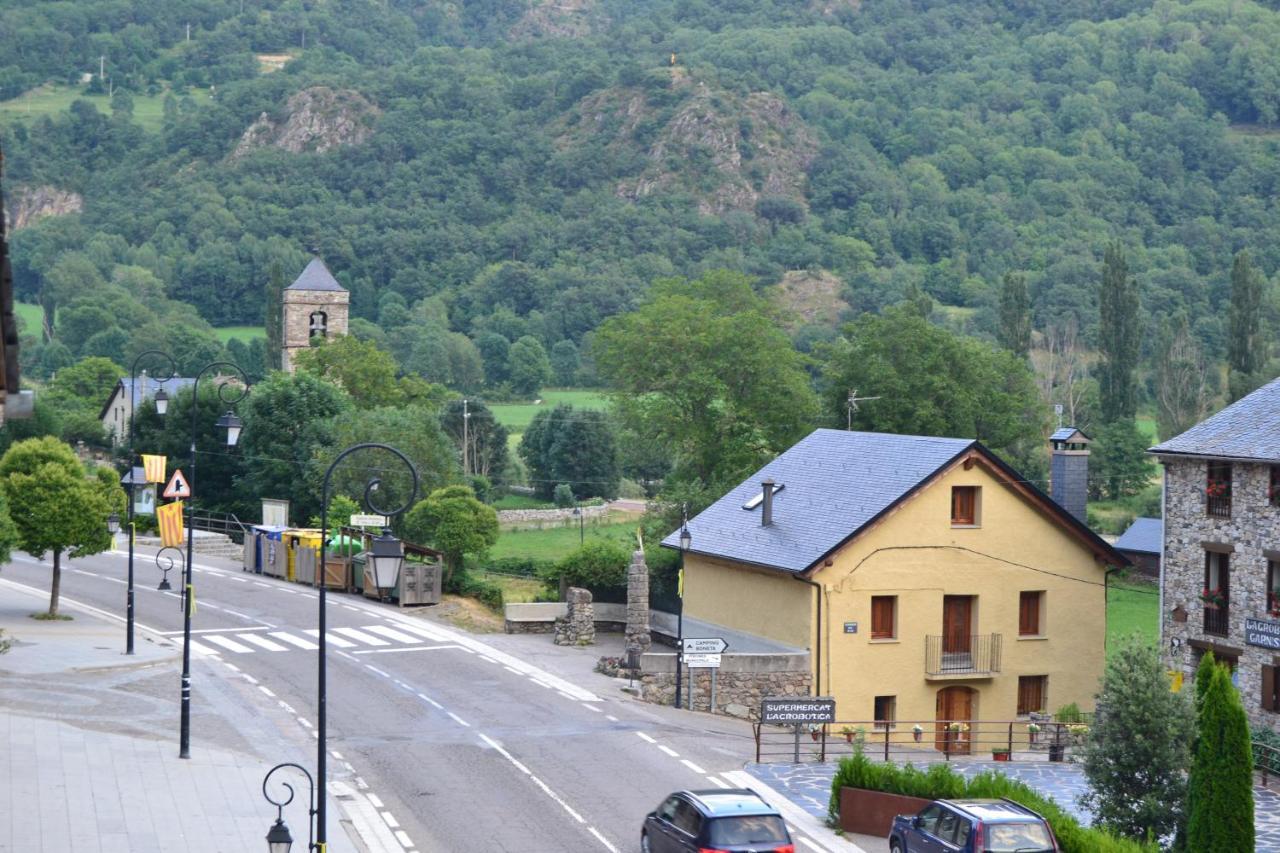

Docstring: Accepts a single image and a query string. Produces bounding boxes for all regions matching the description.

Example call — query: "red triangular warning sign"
[163,468,192,499]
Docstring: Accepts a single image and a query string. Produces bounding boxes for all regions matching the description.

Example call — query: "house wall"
[282,288,349,373]
[683,555,812,651]
[1161,457,1280,731]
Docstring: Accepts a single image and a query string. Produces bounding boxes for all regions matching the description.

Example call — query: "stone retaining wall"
[638,651,812,719]
[497,505,609,526]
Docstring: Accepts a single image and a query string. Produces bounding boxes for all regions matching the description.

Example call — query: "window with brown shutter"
[871,596,896,639]
[951,486,978,525]
[1017,675,1047,715]
[1019,591,1043,636]
[874,695,897,729]
[1264,666,1279,713]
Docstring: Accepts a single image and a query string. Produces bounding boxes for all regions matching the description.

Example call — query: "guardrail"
[752,718,1092,764]
[924,634,1002,677]
[1255,741,1280,789]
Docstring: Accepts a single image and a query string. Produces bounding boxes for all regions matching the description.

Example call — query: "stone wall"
[1162,458,1280,731]
[496,505,609,526]
[282,289,349,373]
[553,587,596,646]
[637,651,811,720]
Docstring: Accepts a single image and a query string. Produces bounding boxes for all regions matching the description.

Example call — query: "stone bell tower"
[282,257,349,374]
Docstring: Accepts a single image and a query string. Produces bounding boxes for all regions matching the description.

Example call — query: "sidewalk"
[0,577,365,853]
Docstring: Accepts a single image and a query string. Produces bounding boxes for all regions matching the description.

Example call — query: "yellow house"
[663,429,1128,735]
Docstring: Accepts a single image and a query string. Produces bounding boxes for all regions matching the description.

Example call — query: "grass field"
[492,494,555,511]
[0,84,207,133]
[488,516,638,562]
[14,302,43,334]
[489,389,608,433]
[1107,578,1159,652]
[214,326,266,344]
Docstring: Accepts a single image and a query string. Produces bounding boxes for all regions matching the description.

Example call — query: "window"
[1017,675,1047,715]
[1269,561,1280,619]
[1264,665,1279,713]
[1203,550,1230,636]
[1019,591,1043,636]
[871,595,897,639]
[1206,461,1232,518]
[874,695,896,729]
[308,310,328,339]
[951,486,978,525]
[1271,467,1280,509]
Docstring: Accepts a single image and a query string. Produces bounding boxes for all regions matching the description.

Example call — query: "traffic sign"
[684,653,721,668]
[682,637,728,654]
[162,468,191,499]
[350,514,387,527]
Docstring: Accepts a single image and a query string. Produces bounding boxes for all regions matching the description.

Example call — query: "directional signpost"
[682,637,728,654]
[684,653,721,668]
[680,638,729,715]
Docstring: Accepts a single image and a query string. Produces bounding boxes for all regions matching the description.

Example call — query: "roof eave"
[658,541,801,576]
[1149,449,1280,465]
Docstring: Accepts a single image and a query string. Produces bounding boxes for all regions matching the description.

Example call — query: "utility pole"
[846,389,881,430]
[461,398,470,477]
[99,55,105,81]
[185,23,191,41]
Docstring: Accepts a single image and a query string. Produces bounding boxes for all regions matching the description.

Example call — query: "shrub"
[828,751,1156,852]
[553,483,575,508]
[1186,660,1255,851]
[1055,702,1084,723]
[539,540,631,592]
[443,567,504,611]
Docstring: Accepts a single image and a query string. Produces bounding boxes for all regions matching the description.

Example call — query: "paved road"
[3,546,828,853]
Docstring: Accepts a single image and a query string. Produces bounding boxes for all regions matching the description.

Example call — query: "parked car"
[641,789,794,853]
[889,798,1059,853]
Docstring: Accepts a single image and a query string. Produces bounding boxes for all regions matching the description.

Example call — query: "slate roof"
[1050,427,1089,442]
[1113,517,1162,556]
[662,428,1126,574]
[1149,377,1280,463]
[100,377,195,420]
[285,257,345,292]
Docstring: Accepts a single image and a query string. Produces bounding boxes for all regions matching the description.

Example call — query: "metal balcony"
[925,634,1002,679]
[1203,604,1229,637]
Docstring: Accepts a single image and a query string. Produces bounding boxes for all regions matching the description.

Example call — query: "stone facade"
[495,505,608,526]
[553,587,596,646]
[282,287,349,373]
[638,656,812,720]
[624,549,652,663]
[1161,457,1280,731]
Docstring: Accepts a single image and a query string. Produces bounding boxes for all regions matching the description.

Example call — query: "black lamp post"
[107,512,120,536]
[123,352,177,655]
[312,443,418,848]
[261,762,314,853]
[675,504,690,710]
[179,361,249,760]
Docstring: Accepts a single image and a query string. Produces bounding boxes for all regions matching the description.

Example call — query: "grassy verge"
[1107,578,1159,652]
[489,388,608,432]
[215,325,266,344]
[489,517,638,562]
[15,302,43,334]
[492,494,555,510]
[475,572,544,604]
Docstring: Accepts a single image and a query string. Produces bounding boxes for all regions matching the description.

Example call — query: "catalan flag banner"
[677,567,684,598]
[156,500,184,547]
[142,454,167,484]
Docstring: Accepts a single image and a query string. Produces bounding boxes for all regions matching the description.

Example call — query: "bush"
[540,540,631,592]
[1186,658,1255,851]
[553,483,575,508]
[443,567,504,611]
[1055,702,1084,723]
[828,751,1156,852]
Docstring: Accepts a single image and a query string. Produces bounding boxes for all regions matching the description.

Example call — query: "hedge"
[828,751,1156,853]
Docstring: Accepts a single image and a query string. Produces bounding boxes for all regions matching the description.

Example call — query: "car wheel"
[890,841,904,853]
[640,830,652,853]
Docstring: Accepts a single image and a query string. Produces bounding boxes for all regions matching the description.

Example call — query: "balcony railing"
[1203,603,1230,636]
[1206,493,1232,519]
[925,634,1002,678]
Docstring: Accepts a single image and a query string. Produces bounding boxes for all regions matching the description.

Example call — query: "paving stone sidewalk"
[746,759,1280,852]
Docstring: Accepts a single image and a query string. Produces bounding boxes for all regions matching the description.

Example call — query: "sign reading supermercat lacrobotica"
[760,697,837,724]
[1245,617,1280,651]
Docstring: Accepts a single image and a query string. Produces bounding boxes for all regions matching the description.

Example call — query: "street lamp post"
[261,762,315,853]
[675,504,690,710]
[179,361,249,760]
[314,443,417,849]
[124,351,176,655]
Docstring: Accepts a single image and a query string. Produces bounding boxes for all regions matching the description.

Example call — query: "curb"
[721,770,868,853]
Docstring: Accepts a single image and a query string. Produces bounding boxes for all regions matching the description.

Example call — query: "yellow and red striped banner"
[142,454,167,484]
[156,500,184,547]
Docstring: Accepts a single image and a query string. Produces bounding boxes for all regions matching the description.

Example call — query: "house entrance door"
[935,686,975,754]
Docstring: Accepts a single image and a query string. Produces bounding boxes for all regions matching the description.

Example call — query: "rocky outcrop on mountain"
[511,0,601,38]
[772,269,848,330]
[4,185,83,230]
[231,87,379,159]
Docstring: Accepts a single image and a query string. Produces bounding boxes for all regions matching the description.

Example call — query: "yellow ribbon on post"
[186,583,196,617]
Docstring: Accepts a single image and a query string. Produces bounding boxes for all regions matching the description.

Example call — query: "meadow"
[0,84,208,133]
[488,389,608,433]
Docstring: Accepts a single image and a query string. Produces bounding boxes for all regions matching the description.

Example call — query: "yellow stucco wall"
[687,454,1110,726]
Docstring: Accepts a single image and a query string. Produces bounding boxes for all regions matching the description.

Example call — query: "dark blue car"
[642,789,794,853]
[889,799,1059,853]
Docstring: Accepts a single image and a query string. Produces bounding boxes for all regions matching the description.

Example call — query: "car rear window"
[708,815,789,846]
[985,821,1054,852]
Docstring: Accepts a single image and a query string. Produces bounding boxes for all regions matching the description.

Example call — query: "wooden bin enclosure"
[362,556,443,606]
[838,788,930,837]
[322,556,351,590]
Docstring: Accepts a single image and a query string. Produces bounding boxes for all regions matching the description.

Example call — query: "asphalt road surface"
[4,546,826,853]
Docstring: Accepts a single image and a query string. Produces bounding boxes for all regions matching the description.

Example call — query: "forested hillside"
[2,0,1279,481]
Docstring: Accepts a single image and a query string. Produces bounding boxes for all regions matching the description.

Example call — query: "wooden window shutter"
[952,487,975,525]
[1019,592,1041,636]
[1264,666,1277,713]
[871,596,895,639]
[1018,676,1045,715]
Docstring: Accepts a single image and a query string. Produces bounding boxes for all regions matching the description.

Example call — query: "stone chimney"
[761,479,775,527]
[1050,428,1090,523]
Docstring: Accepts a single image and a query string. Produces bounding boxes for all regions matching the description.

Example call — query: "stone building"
[281,257,349,373]
[1151,377,1280,730]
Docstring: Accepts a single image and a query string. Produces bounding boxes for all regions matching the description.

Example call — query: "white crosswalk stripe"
[238,634,289,652]
[203,634,255,654]
[303,628,356,648]
[270,631,319,650]
[334,626,389,646]
[396,622,450,642]
[363,625,423,644]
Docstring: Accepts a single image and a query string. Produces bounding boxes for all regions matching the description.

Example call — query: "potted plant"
[1200,587,1226,607]
[991,747,1011,762]
[1027,722,1040,744]
[839,725,856,743]
[946,721,969,734]
[809,724,823,742]
[912,724,924,743]
[1206,480,1229,498]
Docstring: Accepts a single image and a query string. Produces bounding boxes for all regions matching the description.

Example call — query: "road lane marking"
[363,625,422,644]
[636,733,656,744]
[658,745,679,758]
[447,712,470,727]
[189,641,216,656]
[335,627,389,646]
[382,812,399,828]
[203,634,255,654]
[269,631,319,650]
[163,626,271,635]
[416,692,443,710]
[395,830,413,847]
[367,794,384,808]
[606,715,618,721]
[239,634,289,652]
[351,645,457,655]
[365,665,390,678]
[240,673,259,684]
[588,827,620,853]
[681,759,706,774]
[258,685,276,698]
[799,839,826,852]
[707,776,730,788]
[581,703,602,713]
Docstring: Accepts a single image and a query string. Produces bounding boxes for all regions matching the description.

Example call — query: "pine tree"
[1227,251,1267,402]
[1186,659,1255,852]
[264,259,285,371]
[1098,242,1140,423]
[997,272,1032,359]
[1154,313,1209,441]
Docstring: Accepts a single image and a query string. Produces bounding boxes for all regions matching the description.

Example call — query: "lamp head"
[107,512,121,535]
[368,529,406,589]
[216,410,243,447]
[153,388,169,416]
[679,524,691,552]
[265,817,292,853]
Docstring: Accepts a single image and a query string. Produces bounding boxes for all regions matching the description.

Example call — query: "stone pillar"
[554,587,595,646]
[625,549,652,665]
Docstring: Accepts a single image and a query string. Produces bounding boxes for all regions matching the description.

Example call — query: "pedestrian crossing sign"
[163,468,192,499]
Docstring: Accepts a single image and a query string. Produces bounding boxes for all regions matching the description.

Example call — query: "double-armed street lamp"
[261,442,418,850]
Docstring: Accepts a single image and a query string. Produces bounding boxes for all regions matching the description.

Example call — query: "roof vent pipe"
[761,478,775,527]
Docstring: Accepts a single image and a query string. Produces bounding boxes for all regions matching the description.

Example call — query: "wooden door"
[935,686,974,754]
[942,596,972,654]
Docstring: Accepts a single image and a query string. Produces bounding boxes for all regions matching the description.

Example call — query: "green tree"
[1186,657,1255,852]
[1227,251,1268,402]
[475,332,510,387]
[265,260,285,372]
[594,271,818,490]
[822,307,1045,473]
[293,335,416,409]
[519,404,621,501]
[440,399,509,487]
[1098,243,1141,423]
[997,272,1032,359]
[1154,314,1209,441]
[550,339,580,386]
[401,485,498,581]
[540,540,631,596]
[508,335,553,398]
[1079,636,1194,843]
[1090,419,1154,500]
[0,437,123,616]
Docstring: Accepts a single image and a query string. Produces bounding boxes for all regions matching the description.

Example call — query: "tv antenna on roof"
[846,389,881,430]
